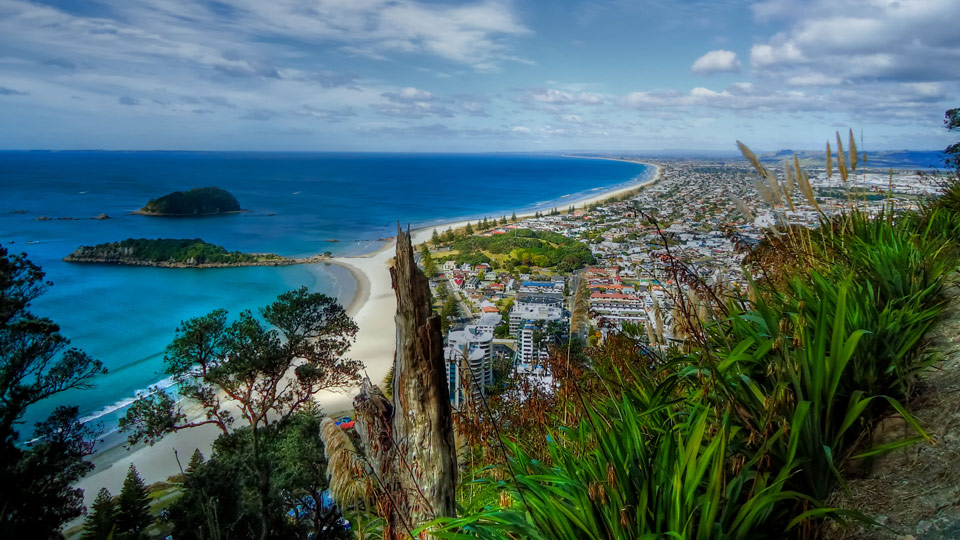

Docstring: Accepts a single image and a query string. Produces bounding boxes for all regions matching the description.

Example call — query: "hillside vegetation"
[442,228,594,272]
[137,186,242,216]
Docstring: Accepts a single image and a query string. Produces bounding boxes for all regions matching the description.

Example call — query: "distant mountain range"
[757,149,946,170]
[563,149,947,169]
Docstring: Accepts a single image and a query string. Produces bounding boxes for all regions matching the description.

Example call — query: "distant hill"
[757,150,945,170]
[136,187,242,216]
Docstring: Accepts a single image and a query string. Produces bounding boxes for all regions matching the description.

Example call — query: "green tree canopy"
[116,465,153,540]
[945,107,960,172]
[81,488,118,540]
[167,408,348,540]
[420,244,436,278]
[0,247,106,538]
[120,287,361,539]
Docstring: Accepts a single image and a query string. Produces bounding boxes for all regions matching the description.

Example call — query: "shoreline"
[401,159,660,247]
[69,158,661,519]
[335,158,660,258]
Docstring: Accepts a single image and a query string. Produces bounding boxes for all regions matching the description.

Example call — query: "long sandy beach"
[72,160,660,512]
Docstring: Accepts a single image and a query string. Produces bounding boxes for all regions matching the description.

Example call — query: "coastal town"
[425,157,939,410]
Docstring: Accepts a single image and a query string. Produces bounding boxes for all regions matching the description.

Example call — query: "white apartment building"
[508,293,563,334]
[517,320,555,364]
[445,325,494,408]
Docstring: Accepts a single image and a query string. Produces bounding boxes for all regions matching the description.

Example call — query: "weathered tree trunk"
[353,225,457,539]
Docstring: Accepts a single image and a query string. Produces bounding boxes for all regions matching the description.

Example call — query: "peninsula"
[64,238,325,268]
[134,187,242,216]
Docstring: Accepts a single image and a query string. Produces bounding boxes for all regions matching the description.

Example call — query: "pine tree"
[81,488,117,540]
[465,222,474,235]
[481,217,488,229]
[500,215,507,225]
[185,448,205,475]
[443,227,454,243]
[511,212,517,222]
[420,244,436,278]
[431,228,440,247]
[440,297,459,333]
[116,465,153,540]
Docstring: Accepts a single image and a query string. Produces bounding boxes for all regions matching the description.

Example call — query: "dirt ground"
[824,285,960,540]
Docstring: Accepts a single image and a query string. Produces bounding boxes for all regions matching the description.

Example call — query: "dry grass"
[321,417,370,504]
[849,128,859,172]
[836,131,849,183]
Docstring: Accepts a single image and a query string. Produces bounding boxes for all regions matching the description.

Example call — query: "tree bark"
[353,225,458,539]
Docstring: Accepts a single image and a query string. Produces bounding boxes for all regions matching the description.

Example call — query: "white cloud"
[530,89,604,105]
[617,79,956,129]
[691,49,742,75]
[213,0,532,70]
[383,87,435,102]
[750,42,805,69]
[748,0,960,84]
[785,73,840,87]
[514,88,606,112]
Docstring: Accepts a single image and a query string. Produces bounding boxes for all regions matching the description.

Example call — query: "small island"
[134,187,243,216]
[64,238,325,268]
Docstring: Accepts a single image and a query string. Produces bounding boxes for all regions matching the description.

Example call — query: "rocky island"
[64,238,325,268]
[134,187,243,216]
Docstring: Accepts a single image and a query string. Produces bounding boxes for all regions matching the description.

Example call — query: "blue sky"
[0,0,957,152]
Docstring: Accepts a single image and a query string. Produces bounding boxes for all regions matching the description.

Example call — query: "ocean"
[0,151,651,439]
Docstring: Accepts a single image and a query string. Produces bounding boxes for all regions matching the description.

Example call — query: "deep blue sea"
[0,151,651,440]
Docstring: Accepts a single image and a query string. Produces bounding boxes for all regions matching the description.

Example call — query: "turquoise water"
[0,152,651,437]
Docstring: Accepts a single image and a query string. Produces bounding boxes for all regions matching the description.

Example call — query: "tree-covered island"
[134,186,243,216]
[64,238,325,268]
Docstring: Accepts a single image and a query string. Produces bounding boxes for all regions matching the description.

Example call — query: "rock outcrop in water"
[135,187,242,216]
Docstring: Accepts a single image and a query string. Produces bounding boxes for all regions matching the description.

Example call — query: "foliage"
[449,229,594,272]
[439,251,492,267]
[81,488,118,540]
[440,294,460,334]
[427,357,806,539]
[420,244,436,278]
[167,408,349,540]
[116,465,153,540]
[944,107,960,173]
[67,237,285,265]
[120,287,360,539]
[0,247,105,538]
[140,186,241,215]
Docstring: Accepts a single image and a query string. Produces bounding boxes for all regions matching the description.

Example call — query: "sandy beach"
[71,160,660,513]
